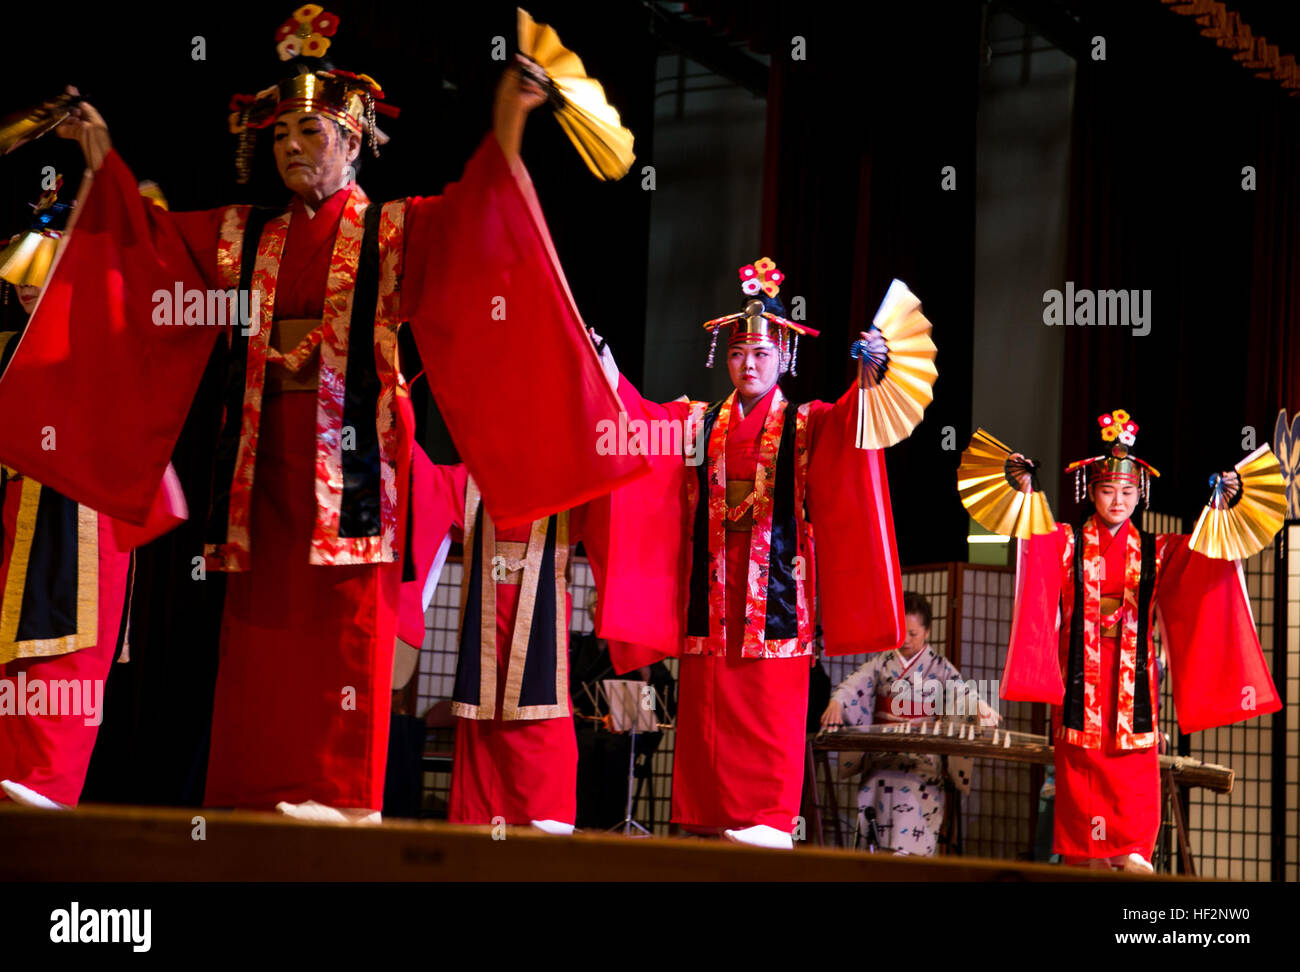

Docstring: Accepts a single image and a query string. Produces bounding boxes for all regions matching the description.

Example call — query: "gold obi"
[725,479,755,531]
[490,540,530,585]
[1099,595,1122,639]
[265,317,324,394]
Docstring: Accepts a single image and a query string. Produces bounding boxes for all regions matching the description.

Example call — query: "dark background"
[2,0,1298,805]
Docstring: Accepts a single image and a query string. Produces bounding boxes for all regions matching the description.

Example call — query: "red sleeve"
[1156,534,1282,733]
[1002,525,1070,704]
[0,149,227,526]
[804,384,906,656]
[589,374,695,673]
[401,135,649,530]
[397,454,468,647]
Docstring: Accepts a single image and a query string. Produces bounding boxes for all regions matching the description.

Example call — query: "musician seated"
[819,592,997,855]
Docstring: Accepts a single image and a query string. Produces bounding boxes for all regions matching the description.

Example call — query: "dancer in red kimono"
[402,455,601,833]
[0,183,184,809]
[595,259,921,848]
[1002,409,1282,871]
[0,9,641,821]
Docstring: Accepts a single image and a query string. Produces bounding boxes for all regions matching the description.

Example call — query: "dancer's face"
[727,343,779,401]
[1091,481,1139,529]
[15,285,40,315]
[273,112,361,206]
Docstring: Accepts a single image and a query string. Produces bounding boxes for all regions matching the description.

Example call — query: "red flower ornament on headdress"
[276,5,339,61]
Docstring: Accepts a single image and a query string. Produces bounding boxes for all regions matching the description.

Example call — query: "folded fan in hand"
[0,93,81,157]
[1189,444,1286,560]
[517,7,635,181]
[957,428,1058,538]
[854,279,938,449]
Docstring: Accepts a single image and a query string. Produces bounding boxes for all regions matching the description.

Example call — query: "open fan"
[516,7,635,181]
[0,93,81,157]
[853,279,938,449]
[1189,444,1286,560]
[957,428,1058,538]
[0,230,60,287]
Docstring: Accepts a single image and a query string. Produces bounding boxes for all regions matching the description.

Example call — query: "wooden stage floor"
[0,803,1187,882]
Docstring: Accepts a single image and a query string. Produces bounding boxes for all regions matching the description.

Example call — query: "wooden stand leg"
[801,738,824,848]
[1164,767,1197,877]
[818,750,844,848]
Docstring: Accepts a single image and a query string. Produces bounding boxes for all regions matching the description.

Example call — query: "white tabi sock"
[276,800,381,824]
[723,825,794,850]
[530,819,575,835]
[1,779,71,810]
[1113,852,1154,873]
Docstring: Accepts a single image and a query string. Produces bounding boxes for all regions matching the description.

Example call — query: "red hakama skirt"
[0,511,129,807]
[204,391,401,811]
[1053,634,1161,862]
[671,531,811,833]
[449,587,577,825]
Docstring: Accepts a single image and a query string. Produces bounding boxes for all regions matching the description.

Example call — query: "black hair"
[902,591,932,629]
[331,120,363,178]
[759,293,787,317]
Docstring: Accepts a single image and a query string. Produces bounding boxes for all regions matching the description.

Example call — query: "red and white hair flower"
[275,5,339,61]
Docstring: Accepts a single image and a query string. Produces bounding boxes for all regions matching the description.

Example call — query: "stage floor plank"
[0,804,1190,882]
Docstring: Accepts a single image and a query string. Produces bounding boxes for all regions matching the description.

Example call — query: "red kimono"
[405,463,582,825]
[0,330,183,807]
[0,483,128,807]
[602,378,906,833]
[1005,515,1281,862]
[0,136,643,812]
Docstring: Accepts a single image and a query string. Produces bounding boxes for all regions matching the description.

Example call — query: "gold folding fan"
[1189,444,1286,560]
[0,231,59,287]
[854,279,938,449]
[957,428,1058,538]
[0,93,80,157]
[517,7,635,181]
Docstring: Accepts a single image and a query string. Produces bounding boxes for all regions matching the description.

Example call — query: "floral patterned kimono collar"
[682,385,812,658]
[1060,514,1159,751]
[205,184,407,571]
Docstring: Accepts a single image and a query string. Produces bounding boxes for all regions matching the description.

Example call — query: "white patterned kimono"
[831,645,984,855]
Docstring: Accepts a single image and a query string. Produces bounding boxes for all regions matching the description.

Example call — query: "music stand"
[599,680,663,837]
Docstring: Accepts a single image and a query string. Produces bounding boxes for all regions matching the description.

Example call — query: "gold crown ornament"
[1065,409,1161,505]
[702,257,820,374]
[227,6,398,184]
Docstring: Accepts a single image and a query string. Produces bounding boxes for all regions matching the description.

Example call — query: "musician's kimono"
[831,645,982,854]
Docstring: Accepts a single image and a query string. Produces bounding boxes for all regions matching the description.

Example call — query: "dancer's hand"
[1220,470,1240,501]
[493,56,548,163]
[588,328,618,389]
[53,86,111,171]
[1005,452,1035,491]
